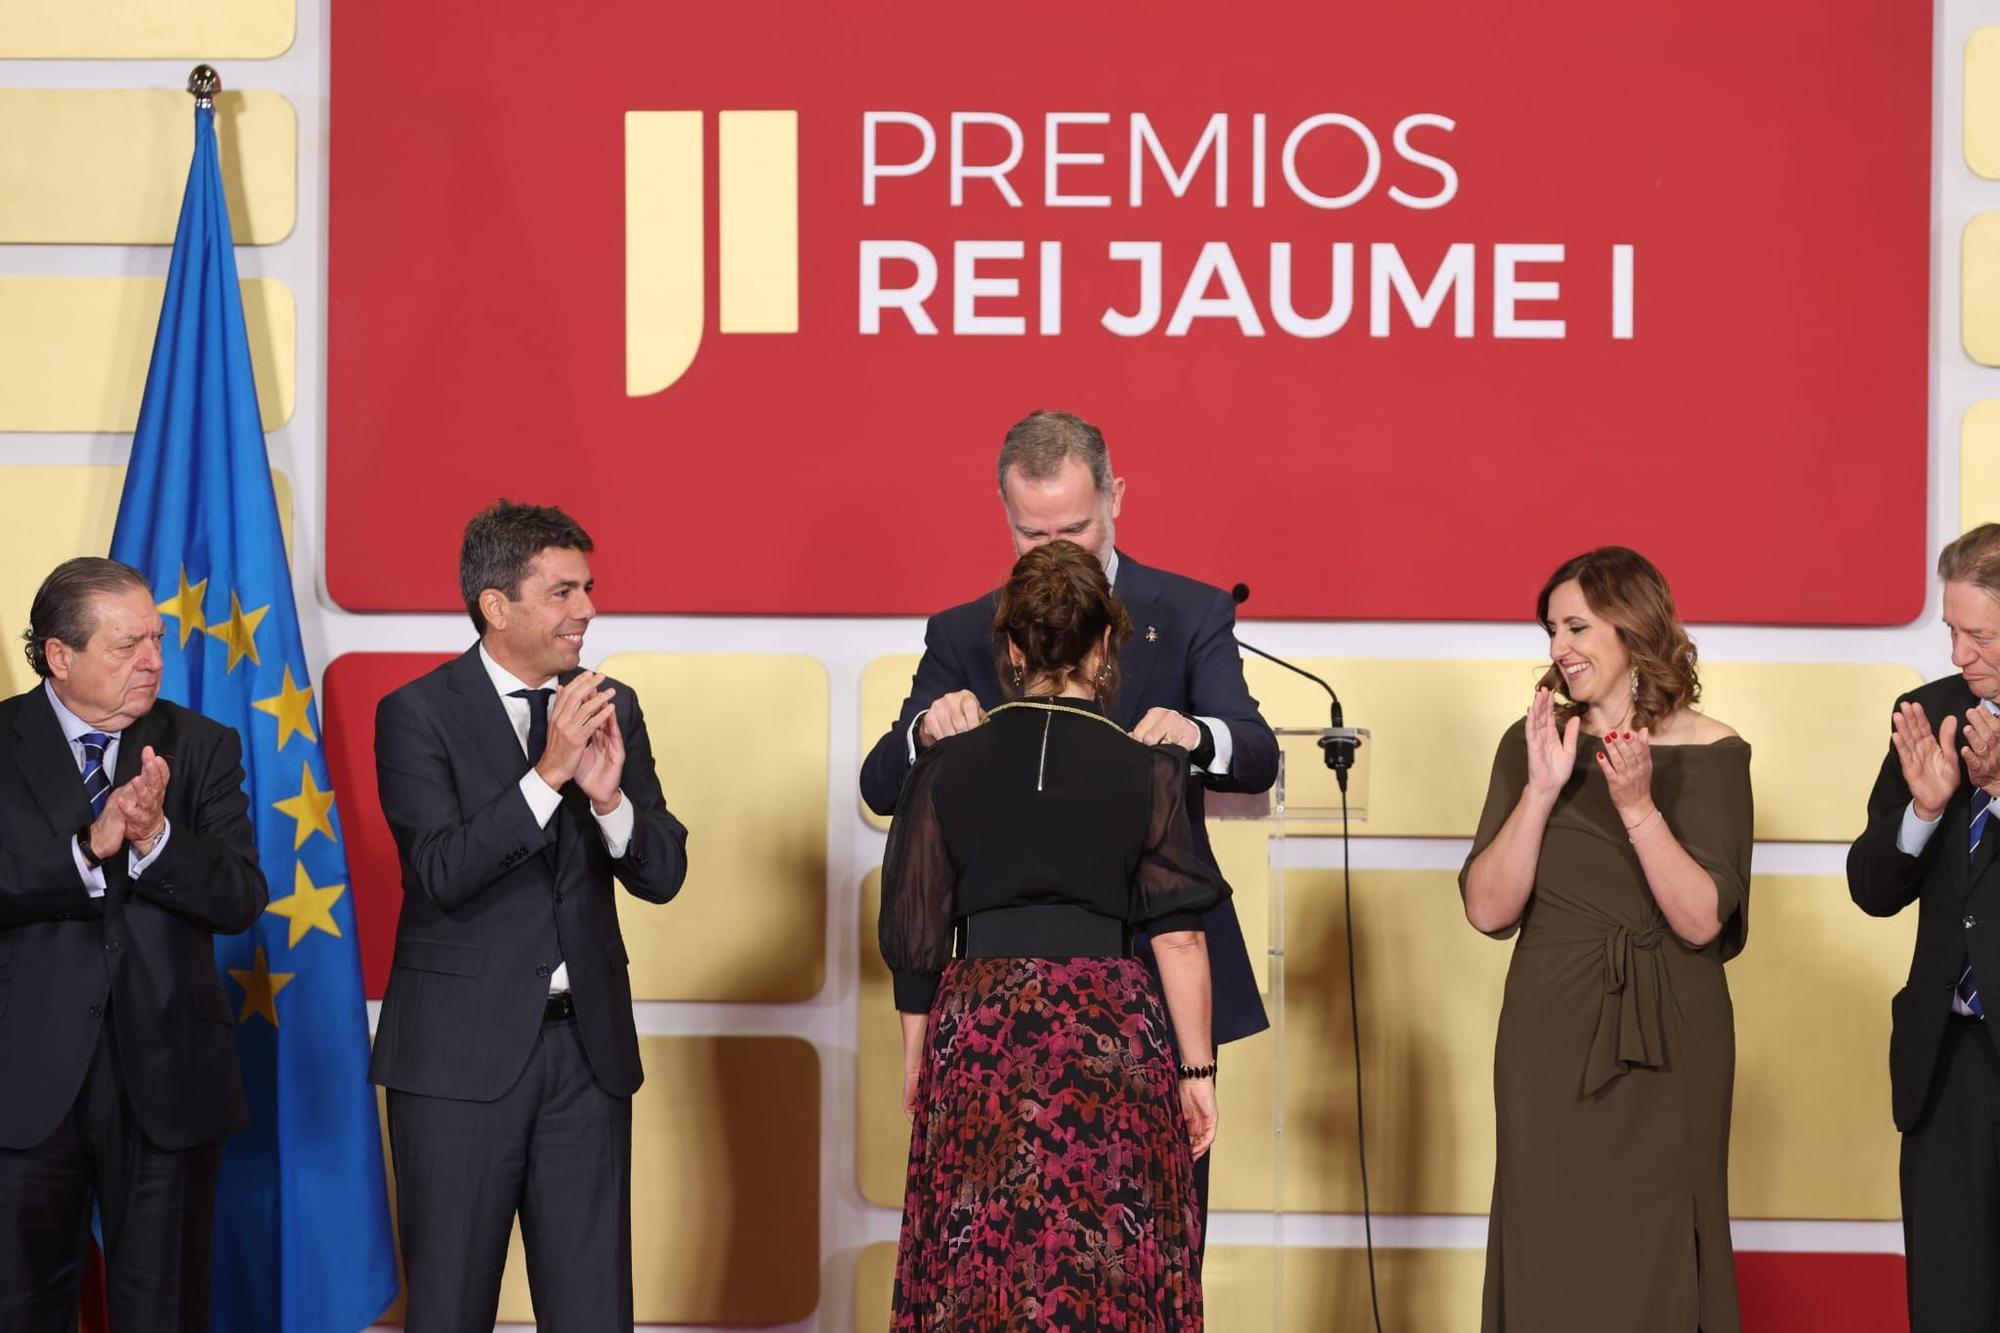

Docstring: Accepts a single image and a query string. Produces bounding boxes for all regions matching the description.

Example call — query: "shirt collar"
[1103,548,1120,591]
[43,680,108,743]
[477,642,553,698]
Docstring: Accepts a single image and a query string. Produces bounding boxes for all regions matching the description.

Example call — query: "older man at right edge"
[1850,522,2000,1331]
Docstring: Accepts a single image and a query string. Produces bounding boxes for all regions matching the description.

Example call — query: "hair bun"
[993,542,1134,702]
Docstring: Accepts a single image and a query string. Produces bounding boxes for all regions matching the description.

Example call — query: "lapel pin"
[1146,626,1159,642]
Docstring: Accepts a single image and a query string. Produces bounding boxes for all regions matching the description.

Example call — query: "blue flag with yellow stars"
[109,96,398,1331]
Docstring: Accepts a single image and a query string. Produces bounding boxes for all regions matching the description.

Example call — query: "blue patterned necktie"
[1959,789,1994,1018]
[79,731,113,818]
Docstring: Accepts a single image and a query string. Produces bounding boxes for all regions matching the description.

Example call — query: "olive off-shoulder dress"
[1459,719,1754,1333]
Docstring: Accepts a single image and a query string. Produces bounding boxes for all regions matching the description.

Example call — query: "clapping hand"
[93,745,170,857]
[1525,687,1580,799]
[535,672,617,790]
[1596,727,1656,819]
[1963,705,2000,801]
[1890,701,1961,821]
[574,700,626,815]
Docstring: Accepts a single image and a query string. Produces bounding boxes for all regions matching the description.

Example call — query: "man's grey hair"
[21,557,150,679]
[996,409,1114,494]
[1940,523,2000,601]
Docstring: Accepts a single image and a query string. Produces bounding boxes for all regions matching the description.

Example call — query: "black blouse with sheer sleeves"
[878,697,1229,1013]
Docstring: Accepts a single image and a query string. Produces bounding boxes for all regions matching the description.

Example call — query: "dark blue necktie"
[510,688,553,764]
[79,731,113,818]
[1960,789,1993,1018]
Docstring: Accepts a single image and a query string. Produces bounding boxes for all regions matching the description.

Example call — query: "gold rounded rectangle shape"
[1965,214,2000,366]
[0,90,295,244]
[1964,401,2000,533]
[0,0,294,58]
[0,277,294,431]
[1969,28,2000,179]
[603,651,829,1002]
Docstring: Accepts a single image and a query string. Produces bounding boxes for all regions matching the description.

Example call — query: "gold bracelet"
[1625,809,1664,844]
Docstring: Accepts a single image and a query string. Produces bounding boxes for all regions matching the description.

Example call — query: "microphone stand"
[1229,581,1383,1333]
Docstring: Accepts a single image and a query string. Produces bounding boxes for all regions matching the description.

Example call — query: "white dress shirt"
[904,550,1237,774]
[46,681,171,897]
[1897,695,2000,1015]
[478,645,633,994]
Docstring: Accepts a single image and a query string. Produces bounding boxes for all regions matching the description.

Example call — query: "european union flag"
[109,90,399,1331]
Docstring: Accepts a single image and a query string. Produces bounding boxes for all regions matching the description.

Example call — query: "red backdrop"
[328,0,1931,624]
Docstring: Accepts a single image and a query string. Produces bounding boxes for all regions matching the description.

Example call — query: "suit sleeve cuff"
[1194,716,1232,775]
[72,835,107,896]
[1898,800,1943,856]
[518,770,562,828]
[893,970,940,1013]
[594,791,635,857]
[127,819,172,877]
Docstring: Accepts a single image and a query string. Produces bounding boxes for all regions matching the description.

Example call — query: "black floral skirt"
[892,956,1203,1330]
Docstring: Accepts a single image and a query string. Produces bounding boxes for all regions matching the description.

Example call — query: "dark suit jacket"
[369,646,688,1102]
[1848,673,2000,1131]
[0,687,266,1151]
[860,550,1277,1043]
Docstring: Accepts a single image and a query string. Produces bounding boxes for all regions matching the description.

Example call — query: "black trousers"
[0,1020,220,1333]
[1903,1016,2000,1332]
[388,1014,633,1333]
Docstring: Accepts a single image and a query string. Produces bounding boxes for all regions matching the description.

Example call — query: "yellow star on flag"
[265,861,346,947]
[252,665,318,750]
[156,566,209,649]
[273,764,337,849]
[204,590,268,672]
[228,945,295,1027]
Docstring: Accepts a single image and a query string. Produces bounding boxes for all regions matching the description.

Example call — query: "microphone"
[1230,582,1362,788]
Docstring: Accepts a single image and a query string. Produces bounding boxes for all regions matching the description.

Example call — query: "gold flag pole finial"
[188,64,221,108]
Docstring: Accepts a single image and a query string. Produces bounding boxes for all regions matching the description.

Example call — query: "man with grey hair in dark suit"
[0,556,266,1331]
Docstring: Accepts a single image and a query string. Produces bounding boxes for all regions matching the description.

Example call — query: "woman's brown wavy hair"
[993,540,1134,705]
[1535,546,1700,730]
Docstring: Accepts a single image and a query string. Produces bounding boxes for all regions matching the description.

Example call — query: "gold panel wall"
[0,90,295,244]
[601,652,829,1002]
[0,277,294,431]
[0,0,295,57]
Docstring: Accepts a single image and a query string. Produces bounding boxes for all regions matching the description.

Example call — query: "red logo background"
[328,2,1931,624]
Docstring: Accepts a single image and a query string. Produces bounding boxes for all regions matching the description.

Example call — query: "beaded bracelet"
[1177,1062,1218,1080]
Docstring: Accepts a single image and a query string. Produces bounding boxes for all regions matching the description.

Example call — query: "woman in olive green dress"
[1460,546,1754,1333]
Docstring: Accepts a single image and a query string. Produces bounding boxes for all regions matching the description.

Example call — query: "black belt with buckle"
[959,905,1130,959]
[543,992,576,1022]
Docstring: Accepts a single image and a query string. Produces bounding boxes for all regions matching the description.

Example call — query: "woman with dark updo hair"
[879,539,1223,1329]
[1460,546,1753,1332]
